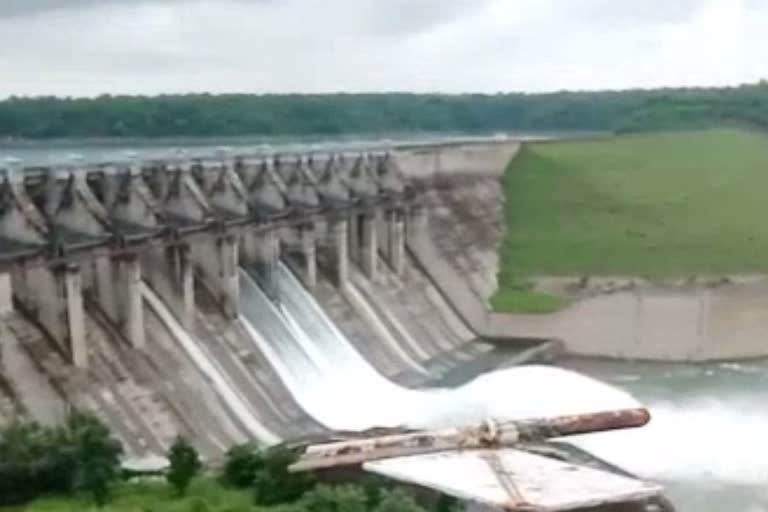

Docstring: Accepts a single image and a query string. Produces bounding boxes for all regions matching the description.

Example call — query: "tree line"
[0,413,455,512]
[1,81,767,139]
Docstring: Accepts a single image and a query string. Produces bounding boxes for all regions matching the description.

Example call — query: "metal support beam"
[290,408,652,473]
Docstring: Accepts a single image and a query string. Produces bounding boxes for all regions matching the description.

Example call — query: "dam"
[0,140,666,510]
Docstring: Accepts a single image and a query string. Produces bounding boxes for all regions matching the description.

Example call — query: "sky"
[0,0,766,98]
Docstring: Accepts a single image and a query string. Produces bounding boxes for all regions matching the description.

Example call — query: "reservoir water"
[0,132,555,166]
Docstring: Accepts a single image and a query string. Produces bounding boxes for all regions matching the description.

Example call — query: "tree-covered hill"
[1,82,767,138]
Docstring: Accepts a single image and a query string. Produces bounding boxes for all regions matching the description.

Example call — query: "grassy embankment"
[491,129,768,313]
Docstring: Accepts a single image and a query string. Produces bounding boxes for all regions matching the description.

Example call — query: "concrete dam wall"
[0,141,563,461]
[2,134,751,464]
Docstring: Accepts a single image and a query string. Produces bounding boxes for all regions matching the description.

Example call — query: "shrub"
[64,412,124,506]
[167,436,203,496]
[252,447,316,506]
[373,489,426,512]
[299,484,367,512]
[0,412,123,507]
[222,444,263,488]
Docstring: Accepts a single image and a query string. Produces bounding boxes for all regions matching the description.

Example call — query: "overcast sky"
[0,0,765,98]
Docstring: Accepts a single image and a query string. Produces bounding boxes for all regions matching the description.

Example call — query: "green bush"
[299,485,367,512]
[222,444,263,488]
[0,412,123,507]
[252,447,316,506]
[65,413,124,505]
[372,489,425,512]
[221,444,317,506]
[167,437,203,496]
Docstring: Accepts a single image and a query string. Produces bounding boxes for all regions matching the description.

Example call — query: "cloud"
[362,0,494,36]
[557,0,709,28]
[0,0,139,18]
[0,0,765,97]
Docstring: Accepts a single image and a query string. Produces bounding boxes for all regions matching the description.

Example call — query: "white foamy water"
[576,398,768,485]
[567,360,768,511]
[238,263,641,432]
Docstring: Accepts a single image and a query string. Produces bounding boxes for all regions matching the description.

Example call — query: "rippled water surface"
[567,358,768,512]
[0,132,558,166]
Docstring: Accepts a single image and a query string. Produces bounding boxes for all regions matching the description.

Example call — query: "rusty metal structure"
[289,408,669,512]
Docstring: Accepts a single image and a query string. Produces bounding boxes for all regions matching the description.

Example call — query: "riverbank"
[488,275,768,361]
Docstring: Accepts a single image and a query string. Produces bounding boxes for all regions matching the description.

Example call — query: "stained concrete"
[0,322,66,425]
[0,273,11,315]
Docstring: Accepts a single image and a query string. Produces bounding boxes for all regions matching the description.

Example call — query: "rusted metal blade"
[480,451,532,510]
[515,408,651,441]
[364,448,662,512]
[289,408,650,472]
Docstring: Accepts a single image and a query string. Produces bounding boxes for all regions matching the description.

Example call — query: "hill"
[2,82,768,138]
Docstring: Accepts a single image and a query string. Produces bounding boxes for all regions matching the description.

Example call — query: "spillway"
[141,282,281,445]
[239,261,642,433]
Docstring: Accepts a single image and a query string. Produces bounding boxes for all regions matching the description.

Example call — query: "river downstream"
[566,358,768,511]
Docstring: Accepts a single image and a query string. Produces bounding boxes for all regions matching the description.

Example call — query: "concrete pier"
[120,254,145,350]
[12,265,87,367]
[179,246,196,328]
[360,212,378,280]
[299,225,317,290]
[331,219,349,286]
[240,230,260,264]
[386,210,405,275]
[64,264,88,368]
[0,273,12,316]
[254,230,281,298]
[348,214,361,264]
[94,256,118,320]
[221,235,240,318]
[92,255,145,349]
[193,235,240,319]
[141,245,196,329]
[407,205,429,246]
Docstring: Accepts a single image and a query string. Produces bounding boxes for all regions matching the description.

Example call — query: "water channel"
[567,358,768,511]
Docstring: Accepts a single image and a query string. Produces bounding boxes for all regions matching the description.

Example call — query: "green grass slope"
[492,129,768,312]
